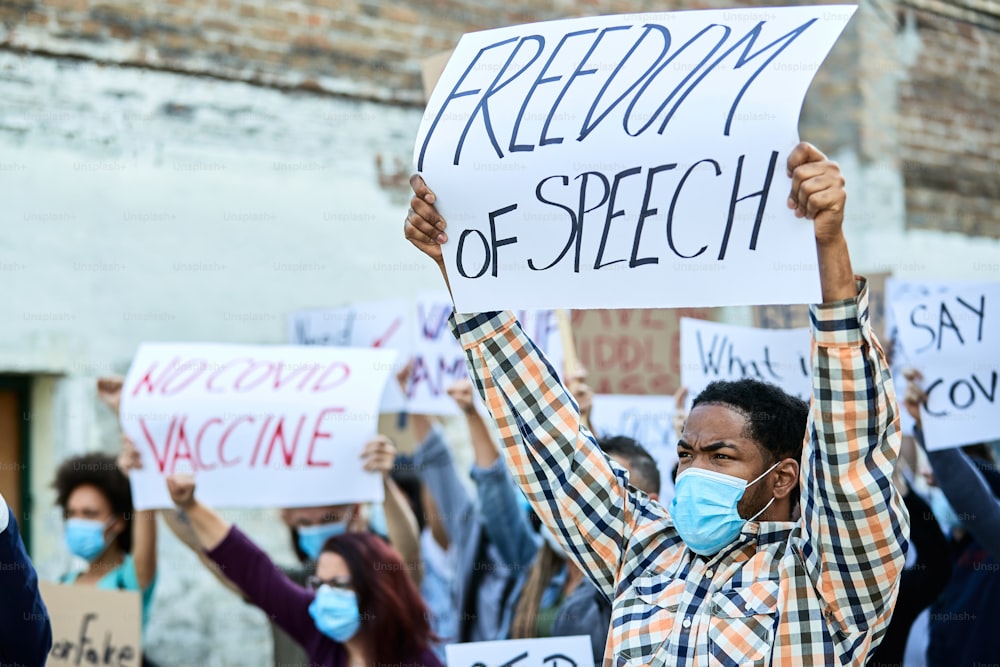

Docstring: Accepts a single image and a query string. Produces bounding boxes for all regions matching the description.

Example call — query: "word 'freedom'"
[418,19,816,170]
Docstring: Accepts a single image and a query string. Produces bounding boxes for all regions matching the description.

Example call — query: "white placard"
[120,343,396,509]
[890,283,1000,451]
[884,278,984,435]
[446,635,594,667]
[289,298,413,412]
[680,318,812,404]
[591,393,679,501]
[408,292,565,414]
[415,7,857,311]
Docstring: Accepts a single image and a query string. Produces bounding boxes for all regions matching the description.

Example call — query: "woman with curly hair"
[53,447,158,628]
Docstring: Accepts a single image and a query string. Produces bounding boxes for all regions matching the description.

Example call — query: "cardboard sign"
[289,298,412,412]
[680,318,812,404]
[119,343,396,509]
[40,582,141,667]
[890,283,1000,451]
[591,393,679,500]
[446,635,593,667]
[415,7,856,311]
[571,307,716,396]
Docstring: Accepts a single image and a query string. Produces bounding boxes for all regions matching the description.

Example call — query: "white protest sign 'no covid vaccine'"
[120,342,397,509]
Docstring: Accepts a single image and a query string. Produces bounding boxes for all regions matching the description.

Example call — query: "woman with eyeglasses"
[164,473,442,667]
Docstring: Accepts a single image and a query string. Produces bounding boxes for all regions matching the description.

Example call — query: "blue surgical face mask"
[65,517,114,562]
[670,462,779,556]
[308,585,361,643]
[297,519,349,561]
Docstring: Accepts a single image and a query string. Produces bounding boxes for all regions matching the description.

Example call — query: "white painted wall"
[0,51,439,666]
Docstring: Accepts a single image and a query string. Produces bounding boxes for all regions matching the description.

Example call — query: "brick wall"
[0,0,824,104]
[897,1,1000,238]
[4,0,996,238]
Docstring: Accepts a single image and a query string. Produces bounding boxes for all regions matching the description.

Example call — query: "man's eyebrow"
[677,440,741,452]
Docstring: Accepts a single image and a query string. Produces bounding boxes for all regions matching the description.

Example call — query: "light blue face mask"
[65,517,114,562]
[308,585,361,643]
[297,519,349,561]
[670,462,779,556]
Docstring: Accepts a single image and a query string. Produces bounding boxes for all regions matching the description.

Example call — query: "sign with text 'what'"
[416,6,856,311]
[680,317,812,405]
[890,283,1000,451]
[120,343,396,509]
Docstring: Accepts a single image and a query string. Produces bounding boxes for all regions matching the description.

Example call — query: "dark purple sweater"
[206,526,442,667]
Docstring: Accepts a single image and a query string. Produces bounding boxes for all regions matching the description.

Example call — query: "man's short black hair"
[53,452,134,553]
[691,379,809,491]
[598,436,661,497]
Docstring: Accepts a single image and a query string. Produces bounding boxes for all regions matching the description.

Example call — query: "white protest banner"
[680,317,812,404]
[41,582,141,667]
[592,393,679,500]
[409,292,564,414]
[446,635,593,667]
[120,343,396,509]
[890,283,1000,451]
[415,6,856,311]
[289,298,413,412]
[885,278,984,434]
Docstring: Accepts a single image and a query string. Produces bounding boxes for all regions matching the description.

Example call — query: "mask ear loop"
[746,460,782,522]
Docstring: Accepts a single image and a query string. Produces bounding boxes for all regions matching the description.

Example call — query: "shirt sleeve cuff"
[0,493,8,534]
[450,311,517,350]
[809,276,871,348]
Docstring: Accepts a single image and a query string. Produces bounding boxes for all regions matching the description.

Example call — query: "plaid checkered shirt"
[449,278,909,666]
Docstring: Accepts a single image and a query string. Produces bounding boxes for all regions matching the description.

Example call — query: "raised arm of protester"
[903,368,1000,559]
[100,376,158,593]
[397,363,478,551]
[117,434,246,598]
[448,377,538,572]
[787,141,908,646]
[407,183,650,597]
[361,435,424,586]
[0,490,52,667]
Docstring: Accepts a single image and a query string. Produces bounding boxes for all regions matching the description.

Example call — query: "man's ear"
[771,457,800,500]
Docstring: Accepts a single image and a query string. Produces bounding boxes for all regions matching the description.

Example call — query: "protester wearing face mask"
[53,450,158,629]
[902,369,1000,666]
[403,142,909,665]
[133,430,420,667]
[165,473,442,667]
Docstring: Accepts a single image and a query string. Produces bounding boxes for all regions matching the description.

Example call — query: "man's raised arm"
[787,143,909,646]
[404,175,667,598]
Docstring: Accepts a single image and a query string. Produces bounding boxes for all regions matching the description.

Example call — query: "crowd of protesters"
[3,145,999,667]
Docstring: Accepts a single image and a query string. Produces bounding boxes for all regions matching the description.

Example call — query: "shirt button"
[682,617,692,628]
[705,569,713,578]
